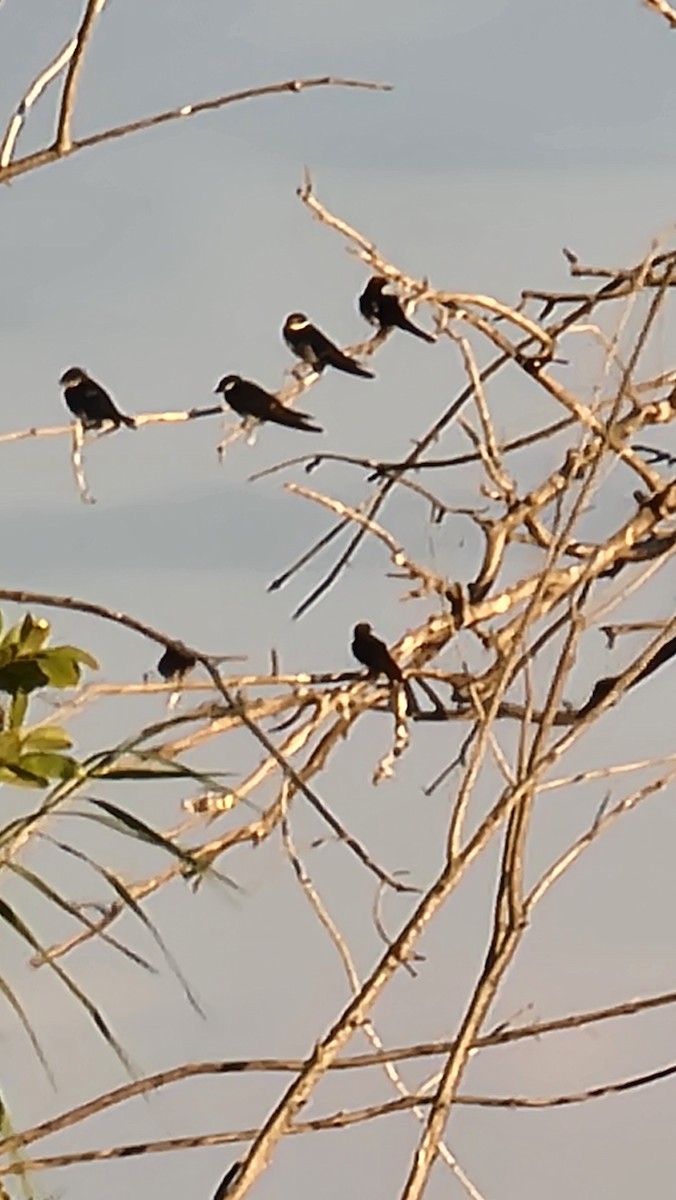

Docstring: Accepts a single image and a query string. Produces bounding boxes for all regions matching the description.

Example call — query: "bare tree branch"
[643,0,676,28]
[1,77,390,186]
[55,0,108,153]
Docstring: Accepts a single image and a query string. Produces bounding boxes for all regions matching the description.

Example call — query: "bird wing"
[311,330,374,377]
[309,327,347,366]
[266,396,321,431]
[83,379,109,404]
[377,642,403,682]
[382,295,434,343]
[230,382,320,431]
[242,382,276,419]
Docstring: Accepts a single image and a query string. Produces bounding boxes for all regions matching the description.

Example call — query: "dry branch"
[1,76,389,185]
[643,0,676,28]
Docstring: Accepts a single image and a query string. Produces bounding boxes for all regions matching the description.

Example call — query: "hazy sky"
[2,4,676,1200]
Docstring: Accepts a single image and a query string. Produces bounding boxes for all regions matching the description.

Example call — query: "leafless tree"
[1,5,676,1200]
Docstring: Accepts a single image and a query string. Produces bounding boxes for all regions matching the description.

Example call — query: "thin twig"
[1,77,391,186]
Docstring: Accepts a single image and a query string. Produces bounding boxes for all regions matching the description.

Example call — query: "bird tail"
[119,413,137,429]
[333,351,375,379]
[401,316,436,344]
[384,658,404,684]
[273,407,323,433]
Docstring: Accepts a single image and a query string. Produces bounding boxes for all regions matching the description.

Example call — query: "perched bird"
[283,312,375,379]
[157,645,197,683]
[59,367,136,429]
[351,622,403,683]
[214,374,322,433]
[359,277,435,344]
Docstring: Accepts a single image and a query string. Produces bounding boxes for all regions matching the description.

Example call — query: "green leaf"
[19,752,79,783]
[0,1081,54,1200]
[0,895,49,946]
[16,615,51,655]
[57,645,99,671]
[33,651,81,689]
[0,895,137,1078]
[1,617,33,649]
[0,730,22,764]
[101,868,205,1017]
[22,726,73,752]
[0,969,55,1087]
[0,763,49,788]
[87,797,197,867]
[8,691,28,730]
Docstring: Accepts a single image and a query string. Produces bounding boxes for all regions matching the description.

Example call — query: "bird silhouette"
[157,645,197,682]
[283,313,375,379]
[59,366,136,429]
[359,277,435,343]
[214,374,322,432]
[351,622,403,683]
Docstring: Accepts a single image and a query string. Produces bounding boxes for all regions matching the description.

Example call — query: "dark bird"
[214,374,322,433]
[59,366,136,429]
[351,622,403,683]
[359,277,435,343]
[157,645,197,683]
[283,312,375,379]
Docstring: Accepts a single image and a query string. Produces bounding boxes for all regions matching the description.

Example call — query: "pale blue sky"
[2,4,676,1200]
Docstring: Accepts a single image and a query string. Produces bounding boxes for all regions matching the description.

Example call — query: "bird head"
[59,367,87,387]
[284,313,310,333]
[214,374,241,395]
[353,622,373,637]
[369,277,388,293]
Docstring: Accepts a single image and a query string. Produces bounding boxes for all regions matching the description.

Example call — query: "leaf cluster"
[0,613,97,787]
